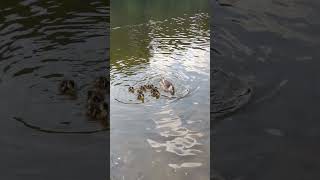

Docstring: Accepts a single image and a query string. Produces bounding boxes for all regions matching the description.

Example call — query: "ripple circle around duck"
[113,71,193,105]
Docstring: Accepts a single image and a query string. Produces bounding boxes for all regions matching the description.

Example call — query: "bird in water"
[139,85,147,92]
[160,78,175,95]
[151,88,160,99]
[145,84,154,89]
[94,76,109,93]
[128,86,134,93]
[87,89,105,104]
[59,79,77,97]
[86,76,109,126]
[87,101,108,122]
[137,89,143,94]
[137,93,144,103]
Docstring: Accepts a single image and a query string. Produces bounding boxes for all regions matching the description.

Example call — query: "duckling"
[87,102,98,118]
[87,102,105,120]
[150,86,158,92]
[151,88,160,99]
[94,76,108,90]
[87,89,105,104]
[160,78,175,95]
[137,93,144,102]
[59,79,76,96]
[128,86,135,93]
[151,90,160,99]
[145,84,154,89]
[99,104,109,128]
[139,85,147,92]
[137,89,143,94]
[95,102,109,121]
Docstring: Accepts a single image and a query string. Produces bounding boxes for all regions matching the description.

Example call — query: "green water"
[112,0,208,26]
[111,0,210,180]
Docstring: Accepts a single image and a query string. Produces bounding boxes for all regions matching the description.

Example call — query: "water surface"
[213,0,320,179]
[111,1,210,179]
[0,0,109,179]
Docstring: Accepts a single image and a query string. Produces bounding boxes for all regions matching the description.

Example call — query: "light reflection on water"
[111,3,210,179]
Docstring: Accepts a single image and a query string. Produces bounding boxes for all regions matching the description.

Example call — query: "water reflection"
[111,0,209,179]
[147,105,203,156]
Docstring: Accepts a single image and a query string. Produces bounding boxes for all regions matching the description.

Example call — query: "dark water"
[0,0,109,179]
[111,0,209,179]
[213,0,320,179]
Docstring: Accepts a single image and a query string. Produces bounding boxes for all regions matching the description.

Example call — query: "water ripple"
[0,0,109,131]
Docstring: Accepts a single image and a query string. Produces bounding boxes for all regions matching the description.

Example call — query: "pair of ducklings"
[128,84,160,102]
[59,76,109,124]
[129,86,146,102]
[87,94,108,122]
[87,77,109,123]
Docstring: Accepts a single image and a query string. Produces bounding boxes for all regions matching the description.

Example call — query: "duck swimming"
[95,102,109,121]
[59,79,76,96]
[139,85,147,92]
[160,78,175,95]
[137,89,143,94]
[87,89,105,104]
[94,76,109,93]
[145,84,154,89]
[87,101,108,121]
[128,86,134,93]
[137,93,144,102]
[151,88,160,99]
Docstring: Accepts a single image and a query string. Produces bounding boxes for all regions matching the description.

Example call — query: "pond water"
[0,0,109,179]
[0,0,109,131]
[213,0,320,179]
[110,0,210,179]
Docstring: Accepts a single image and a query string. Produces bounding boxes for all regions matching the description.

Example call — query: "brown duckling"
[95,102,109,121]
[145,84,154,89]
[151,88,160,99]
[150,86,158,92]
[94,76,108,90]
[87,89,105,104]
[137,93,144,102]
[87,102,108,121]
[87,102,98,118]
[59,79,76,96]
[139,85,147,92]
[137,89,143,94]
[128,86,134,93]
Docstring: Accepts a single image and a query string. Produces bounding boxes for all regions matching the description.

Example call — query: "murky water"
[111,0,210,179]
[0,0,109,131]
[0,0,109,179]
[213,0,320,179]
